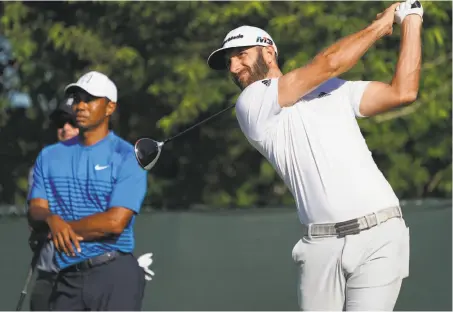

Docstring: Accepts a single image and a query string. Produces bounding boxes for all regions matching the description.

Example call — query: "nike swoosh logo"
[94,164,109,171]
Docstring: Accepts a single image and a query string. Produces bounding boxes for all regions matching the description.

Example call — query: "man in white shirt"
[207,1,423,310]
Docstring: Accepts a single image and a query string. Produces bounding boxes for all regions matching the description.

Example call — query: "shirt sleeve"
[27,166,34,192]
[345,80,372,118]
[109,151,147,214]
[235,78,282,142]
[28,152,48,201]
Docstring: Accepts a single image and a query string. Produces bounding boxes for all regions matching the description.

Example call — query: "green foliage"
[0,1,451,208]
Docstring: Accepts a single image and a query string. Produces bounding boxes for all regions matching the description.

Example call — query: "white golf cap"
[64,71,118,102]
[207,25,278,70]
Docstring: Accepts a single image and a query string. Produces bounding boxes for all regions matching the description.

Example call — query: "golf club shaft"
[163,104,235,144]
[15,293,27,311]
[16,265,34,311]
[16,239,45,311]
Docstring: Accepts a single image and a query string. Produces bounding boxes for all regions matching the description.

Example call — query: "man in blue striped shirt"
[27,71,148,310]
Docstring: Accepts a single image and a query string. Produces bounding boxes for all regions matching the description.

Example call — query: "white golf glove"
[395,0,423,25]
[137,252,155,281]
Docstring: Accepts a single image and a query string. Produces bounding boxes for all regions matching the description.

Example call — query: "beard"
[231,51,269,90]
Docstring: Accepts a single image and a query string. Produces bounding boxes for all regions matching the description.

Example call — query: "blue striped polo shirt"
[28,131,147,269]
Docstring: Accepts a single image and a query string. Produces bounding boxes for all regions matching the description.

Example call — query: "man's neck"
[266,67,283,79]
[79,124,110,146]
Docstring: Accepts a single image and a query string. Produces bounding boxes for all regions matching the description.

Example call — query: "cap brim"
[207,47,230,70]
[64,83,84,94]
[207,44,267,70]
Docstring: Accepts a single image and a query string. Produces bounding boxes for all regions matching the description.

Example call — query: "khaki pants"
[292,217,410,311]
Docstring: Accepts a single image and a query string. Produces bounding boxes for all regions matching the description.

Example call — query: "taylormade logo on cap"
[223,34,244,45]
[64,71,118,103]
[207,25,278,70]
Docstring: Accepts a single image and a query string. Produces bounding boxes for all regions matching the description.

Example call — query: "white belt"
[302,206,403,238]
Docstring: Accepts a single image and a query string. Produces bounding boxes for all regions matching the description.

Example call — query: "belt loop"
[307,223,313,239]
[373,211,381,226]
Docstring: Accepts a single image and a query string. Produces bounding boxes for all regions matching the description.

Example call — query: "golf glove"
[28,230,48,252]
[137,252,155,281]
[394,0,423,24]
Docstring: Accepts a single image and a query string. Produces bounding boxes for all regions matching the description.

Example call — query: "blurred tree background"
[0,1,451,209]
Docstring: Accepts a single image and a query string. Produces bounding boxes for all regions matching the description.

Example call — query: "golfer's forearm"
[278,20,389,107]
[390,17,422,102]
[28,205,52,224]
[318,21,388,76]
[27,206,52,231]
[69,227,108,240]
[69,212,124,237]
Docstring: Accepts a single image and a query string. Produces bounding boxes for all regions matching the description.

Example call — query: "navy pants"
[50,253,145,311]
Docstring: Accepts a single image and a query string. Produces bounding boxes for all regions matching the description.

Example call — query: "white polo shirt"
[235,78,400,225]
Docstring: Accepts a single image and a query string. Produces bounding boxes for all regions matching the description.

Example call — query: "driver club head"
[134,138,164,171]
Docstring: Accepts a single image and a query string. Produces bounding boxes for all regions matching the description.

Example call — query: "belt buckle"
[334,218,361,237]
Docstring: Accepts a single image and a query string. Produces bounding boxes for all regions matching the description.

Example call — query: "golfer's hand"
[395,0,423,25]
[46,215,82,257]
[374,2,401,36]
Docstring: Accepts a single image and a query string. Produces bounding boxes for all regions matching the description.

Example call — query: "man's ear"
[262,46,276,65]
[106,100,117,117]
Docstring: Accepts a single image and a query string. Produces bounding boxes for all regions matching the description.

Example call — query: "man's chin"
[240,80,256,90]
[233,79,251,90]
[77,123,92,132]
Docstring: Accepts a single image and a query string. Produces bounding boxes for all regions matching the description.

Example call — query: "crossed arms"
[28,199,134,238]
[28,199,134,256]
